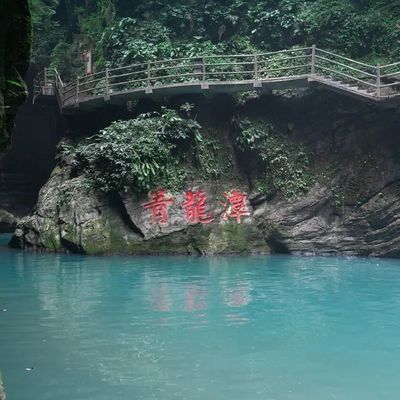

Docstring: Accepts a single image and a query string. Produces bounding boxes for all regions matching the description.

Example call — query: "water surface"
[1,234,400,399]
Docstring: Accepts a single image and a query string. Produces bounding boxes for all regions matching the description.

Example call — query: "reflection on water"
[2,238,400,399]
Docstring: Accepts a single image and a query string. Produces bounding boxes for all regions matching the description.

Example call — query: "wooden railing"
[33,46,400,108]
[313,48,378,91]
[33,67,64,104]
[33,67,55,98]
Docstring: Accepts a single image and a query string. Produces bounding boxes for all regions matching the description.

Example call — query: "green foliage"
[195,132,233,180]
[49,41,82,78]
[237,118,311,198]
[233,91,261,106]
[29,0,62,67]
[101,17,173,66]
[6,79,26,90]
[298,0,400,60]
[248,0,303,49]
[29,0,116,75]
[61,109,203,193]
[27,0,400,198]
[30,0,400,76]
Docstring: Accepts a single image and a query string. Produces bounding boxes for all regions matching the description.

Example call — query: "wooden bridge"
[33,46,400,113]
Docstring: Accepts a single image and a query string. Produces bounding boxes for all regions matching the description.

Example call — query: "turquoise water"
[1,235,400,399]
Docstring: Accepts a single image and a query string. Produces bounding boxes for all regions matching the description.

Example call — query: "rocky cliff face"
[11,91,400,257]
[0,0,31,156]
[0,0,31,235]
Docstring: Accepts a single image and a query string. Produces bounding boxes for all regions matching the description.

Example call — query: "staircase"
[308,76,378,101]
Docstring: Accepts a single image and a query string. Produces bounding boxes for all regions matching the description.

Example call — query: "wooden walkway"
[33,46,400,113]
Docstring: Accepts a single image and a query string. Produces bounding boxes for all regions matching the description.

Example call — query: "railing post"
[55,69,64,101]
[311,44,316,75]
[254,54,258,80]
[147,60,151,87]
[376,63,381,97]
[145,60,153,94]
[53,69,61,107]
[201,56,209,90]
[75,76,79,107]
[55,69,63,88]
[105,68,110,101]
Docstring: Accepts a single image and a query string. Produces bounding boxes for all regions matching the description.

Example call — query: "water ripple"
[1,239,400,399]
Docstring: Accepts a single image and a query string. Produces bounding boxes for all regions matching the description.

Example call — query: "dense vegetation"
[61,108,232,194]
[28,0,400,199]
[59,106,312,198]
[30,0,400,78]
[236,118,311,198]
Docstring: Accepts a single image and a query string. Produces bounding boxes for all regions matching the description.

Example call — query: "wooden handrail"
[315,48,375,69]
[33,46,400,107]
[315,55,376,77]
[380,61,400,69]
[111,69,149,79]
[257,47,312,57]
[380,71,400,79]
[315,65,377,87]
[108,78,147,87]
[258,64,311,74]
[378,81,400,88]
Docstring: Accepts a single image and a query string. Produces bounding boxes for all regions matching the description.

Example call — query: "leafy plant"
[237,118,312,198]
[30,0,400,79]
[62,109,203,193]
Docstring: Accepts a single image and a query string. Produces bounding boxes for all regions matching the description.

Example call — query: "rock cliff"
[11,91,400,257]
[0,0,31,235]
[0,0,31,156]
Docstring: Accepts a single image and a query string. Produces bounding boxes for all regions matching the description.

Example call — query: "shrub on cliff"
[61,109,201,193]
[236,118,311,198]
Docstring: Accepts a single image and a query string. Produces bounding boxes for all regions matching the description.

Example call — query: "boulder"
[0,209,17,233]
[0,372,6,400]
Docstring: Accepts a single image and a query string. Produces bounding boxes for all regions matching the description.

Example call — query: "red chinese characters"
[183,190,214,224]
[143,189,174,224]
[222,190,250,223]
[144,188,251,225]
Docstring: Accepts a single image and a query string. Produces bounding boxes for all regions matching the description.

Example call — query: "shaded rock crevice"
[0,0,31,156]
